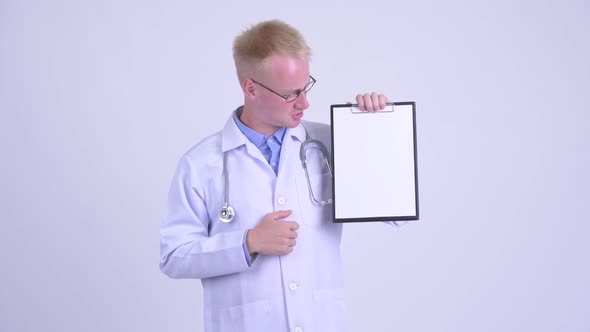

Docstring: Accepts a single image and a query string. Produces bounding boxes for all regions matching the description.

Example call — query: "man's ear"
[243,79,256,98]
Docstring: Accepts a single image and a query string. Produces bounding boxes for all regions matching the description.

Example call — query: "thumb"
[272,210,293,220]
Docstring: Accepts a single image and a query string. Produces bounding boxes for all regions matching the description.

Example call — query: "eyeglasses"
[251,75,316,103]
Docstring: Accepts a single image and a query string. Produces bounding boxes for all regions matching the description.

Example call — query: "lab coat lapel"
[221,112,272,168]
[277,124,306,176]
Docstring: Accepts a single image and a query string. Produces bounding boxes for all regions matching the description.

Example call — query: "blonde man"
[160,20,389,332]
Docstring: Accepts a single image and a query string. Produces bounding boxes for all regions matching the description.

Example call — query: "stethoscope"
[219,127,333,223]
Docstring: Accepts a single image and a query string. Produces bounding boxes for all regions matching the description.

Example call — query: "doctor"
[160,20,395,332]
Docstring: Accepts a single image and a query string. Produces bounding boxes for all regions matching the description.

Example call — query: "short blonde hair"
[233,20,311,83]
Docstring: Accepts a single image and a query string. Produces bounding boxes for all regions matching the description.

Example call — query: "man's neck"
[239,105,278,136]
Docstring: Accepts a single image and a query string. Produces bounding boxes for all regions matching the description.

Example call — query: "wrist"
[246,229,257,254]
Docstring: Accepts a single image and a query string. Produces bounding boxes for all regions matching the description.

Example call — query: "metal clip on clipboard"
[348,102,396,114]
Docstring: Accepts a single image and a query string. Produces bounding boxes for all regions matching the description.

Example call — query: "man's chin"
[288,113,304,127]
[286,119,302,128]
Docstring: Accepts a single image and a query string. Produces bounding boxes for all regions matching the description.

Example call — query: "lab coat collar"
[221,107,248,153]
[286,120,306,143]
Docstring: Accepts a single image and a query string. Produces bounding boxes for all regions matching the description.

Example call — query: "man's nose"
[294,91,309,109]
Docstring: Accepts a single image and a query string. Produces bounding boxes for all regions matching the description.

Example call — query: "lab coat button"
[294,327,303,332]
[277,196,286,205]
[289,282,297,291]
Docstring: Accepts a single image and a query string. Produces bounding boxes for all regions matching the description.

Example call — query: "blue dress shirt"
[232,110,286,174]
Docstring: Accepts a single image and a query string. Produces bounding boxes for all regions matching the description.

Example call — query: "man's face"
[245,54,311,135]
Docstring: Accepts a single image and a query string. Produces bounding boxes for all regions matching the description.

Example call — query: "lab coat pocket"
[219,299,272,332]
[312,288,347,332]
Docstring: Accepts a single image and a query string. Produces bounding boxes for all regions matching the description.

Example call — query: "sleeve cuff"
[242,230,253,266]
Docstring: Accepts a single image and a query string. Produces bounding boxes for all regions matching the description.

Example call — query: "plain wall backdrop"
[1,0,589,331]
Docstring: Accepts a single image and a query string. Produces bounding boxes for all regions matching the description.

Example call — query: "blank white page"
[331,103,418,221]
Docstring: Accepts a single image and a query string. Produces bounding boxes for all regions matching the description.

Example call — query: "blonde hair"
[233,20,311,83]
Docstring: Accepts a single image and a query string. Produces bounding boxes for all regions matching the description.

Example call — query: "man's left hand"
[355,92,389,112]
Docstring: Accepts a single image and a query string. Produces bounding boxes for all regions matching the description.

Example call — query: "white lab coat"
[160,114,346,332]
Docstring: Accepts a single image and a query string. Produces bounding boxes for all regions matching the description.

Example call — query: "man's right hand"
[246,210,299,256]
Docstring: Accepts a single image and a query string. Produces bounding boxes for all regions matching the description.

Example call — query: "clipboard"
[330,102,419,223]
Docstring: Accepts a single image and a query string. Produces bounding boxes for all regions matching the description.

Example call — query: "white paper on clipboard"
[330,102,419,222]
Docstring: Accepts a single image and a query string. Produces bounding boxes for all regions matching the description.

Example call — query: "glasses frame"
[251,75,316,103]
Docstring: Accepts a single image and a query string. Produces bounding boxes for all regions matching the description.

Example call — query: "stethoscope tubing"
[219,126,332,223]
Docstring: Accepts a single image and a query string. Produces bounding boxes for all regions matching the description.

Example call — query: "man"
[160,20,394,332]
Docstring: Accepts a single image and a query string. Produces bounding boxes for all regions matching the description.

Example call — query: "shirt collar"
[222,106,306,152]
[232,107,286,147]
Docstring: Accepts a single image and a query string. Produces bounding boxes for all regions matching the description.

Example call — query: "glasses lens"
[285,76,315,103]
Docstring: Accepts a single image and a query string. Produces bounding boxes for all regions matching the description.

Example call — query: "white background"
[1,0,589,331]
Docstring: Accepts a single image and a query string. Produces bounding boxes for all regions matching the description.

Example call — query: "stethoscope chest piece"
[219,203,235,223]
